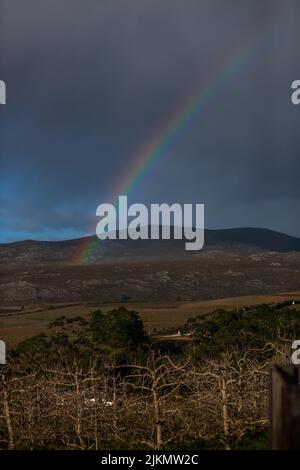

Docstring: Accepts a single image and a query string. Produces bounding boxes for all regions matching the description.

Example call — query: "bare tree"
[0,344,284,450]
[0,372,14,449]
[188,349,269,449]
[122,348,190,449]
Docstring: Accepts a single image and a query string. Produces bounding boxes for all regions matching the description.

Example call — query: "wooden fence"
[271,365,300,449]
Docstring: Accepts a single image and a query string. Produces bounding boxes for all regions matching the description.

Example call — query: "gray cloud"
[1,0,300,240]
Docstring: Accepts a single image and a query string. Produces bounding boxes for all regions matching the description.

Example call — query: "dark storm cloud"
[1,0,300,241]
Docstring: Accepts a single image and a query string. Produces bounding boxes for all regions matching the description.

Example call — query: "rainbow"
[71,234,100,266]
[71,31,270,265]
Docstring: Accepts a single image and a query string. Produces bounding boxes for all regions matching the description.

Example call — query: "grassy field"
[1,291,300,347]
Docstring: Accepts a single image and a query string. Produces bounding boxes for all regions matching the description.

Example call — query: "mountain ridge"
[1,227,300,266]
[1,227,300,303]
[2,227,300,250]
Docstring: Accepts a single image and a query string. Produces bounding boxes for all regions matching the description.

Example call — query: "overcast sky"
[0,0,300,242]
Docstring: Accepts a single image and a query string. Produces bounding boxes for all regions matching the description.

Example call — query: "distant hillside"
[1,227,300,304]
[205,228,300,252]
[1,227,300,266]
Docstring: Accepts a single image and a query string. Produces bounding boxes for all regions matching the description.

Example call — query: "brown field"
[1,291,300,347]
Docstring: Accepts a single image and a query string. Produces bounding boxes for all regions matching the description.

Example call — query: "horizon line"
[1,226,300,245]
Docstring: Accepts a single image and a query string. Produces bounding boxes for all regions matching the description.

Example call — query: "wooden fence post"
[271,365,300,449]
